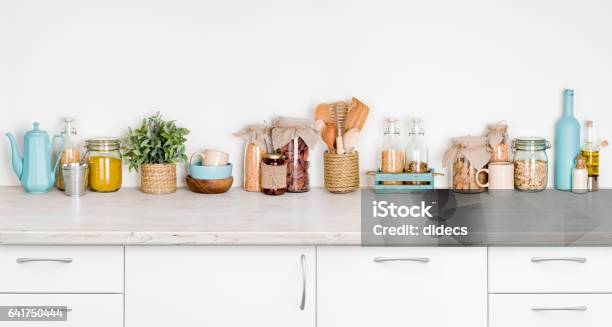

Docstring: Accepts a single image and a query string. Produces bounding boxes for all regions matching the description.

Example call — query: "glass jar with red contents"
[261,154,287,195]
[281,136,310,192]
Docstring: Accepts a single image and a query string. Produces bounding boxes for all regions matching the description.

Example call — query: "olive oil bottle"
[580,120,599,178]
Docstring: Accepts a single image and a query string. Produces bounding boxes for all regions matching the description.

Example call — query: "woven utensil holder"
[140,163,177,194]
[324,151,359,193]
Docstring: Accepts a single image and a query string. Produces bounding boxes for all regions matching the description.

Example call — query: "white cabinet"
[125,246,315,327]
[0,246,124,293]
[490,294,612,327]
[489,247,612,293]
[0,294,123,327]
[317,246,487,327]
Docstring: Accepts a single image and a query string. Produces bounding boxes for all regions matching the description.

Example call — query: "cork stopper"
[586,120,593,128]
[575,155,587,169]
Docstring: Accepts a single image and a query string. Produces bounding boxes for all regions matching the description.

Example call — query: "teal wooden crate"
[368,170,438,193]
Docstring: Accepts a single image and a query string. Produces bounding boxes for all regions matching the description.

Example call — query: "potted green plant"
[122,112,189,194]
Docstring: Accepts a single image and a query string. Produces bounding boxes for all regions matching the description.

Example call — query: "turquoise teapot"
[6,122,64,194]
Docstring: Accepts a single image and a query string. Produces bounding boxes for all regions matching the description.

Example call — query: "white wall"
[1,0,611,188]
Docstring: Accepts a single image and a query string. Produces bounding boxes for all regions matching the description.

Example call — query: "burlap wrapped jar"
[486,121,510,162]
[442,136,490,193]
[271,117,318,193]
[234,124,270,192]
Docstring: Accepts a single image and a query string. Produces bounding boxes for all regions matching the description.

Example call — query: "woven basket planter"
[323,151,360,193]
[140,163,177,194]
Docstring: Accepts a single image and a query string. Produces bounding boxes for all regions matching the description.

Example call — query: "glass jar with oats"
[379,118,404,185]
[512,137,550,192]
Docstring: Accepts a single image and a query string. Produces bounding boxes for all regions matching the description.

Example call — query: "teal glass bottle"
[554,89,580,191]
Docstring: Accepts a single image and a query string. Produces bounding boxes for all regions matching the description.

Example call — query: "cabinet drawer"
[489,247,612,293]
[318,247,487,327]
[490,294,612,327]
[0,294,122,326]
[0,246,123,293]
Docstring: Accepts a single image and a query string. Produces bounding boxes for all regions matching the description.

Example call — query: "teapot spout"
[5,132,23,179]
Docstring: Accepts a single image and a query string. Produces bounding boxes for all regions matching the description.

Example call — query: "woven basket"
[140,163,177,194]
[324,151,360,193]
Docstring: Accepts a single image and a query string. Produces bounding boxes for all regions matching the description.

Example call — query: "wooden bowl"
[186,175,233,194]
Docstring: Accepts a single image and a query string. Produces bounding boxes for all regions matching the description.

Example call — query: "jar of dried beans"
[261,154,287,195]
[443,136,490,193]
[512,137,550,192]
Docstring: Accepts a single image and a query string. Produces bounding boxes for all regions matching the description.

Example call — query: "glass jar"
[444,136,489,193]
[487,121,510,162]
[280,137,310,193]
[243,142,267,192]
[261,154,287,195]
[56,118,81,190]
[404,118,429,173]
[512,137,551,192]
[451,156,487,193]
[84,138,122,192]
[380,118,404,185]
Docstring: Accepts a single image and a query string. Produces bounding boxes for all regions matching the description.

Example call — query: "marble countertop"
[1,186,611,246]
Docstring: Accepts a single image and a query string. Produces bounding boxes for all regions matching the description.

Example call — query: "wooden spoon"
[345,97,370,131]
[321,123,337,152]
[314,103,334,125]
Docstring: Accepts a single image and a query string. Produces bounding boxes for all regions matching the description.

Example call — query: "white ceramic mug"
[476,162,514,190]
[192,149,229,166]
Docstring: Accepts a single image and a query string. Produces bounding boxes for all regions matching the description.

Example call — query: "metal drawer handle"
[532,306,587,312]
[531,257,587,263]
[373,257,430,263]
[300,254,306,311]
[16,258,73,264]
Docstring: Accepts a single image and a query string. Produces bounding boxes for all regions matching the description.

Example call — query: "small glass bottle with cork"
[56,118,81,191]
[580,120,608,191]
[404,118,429,173]
[572,155,588,194]
[379,118,404,185]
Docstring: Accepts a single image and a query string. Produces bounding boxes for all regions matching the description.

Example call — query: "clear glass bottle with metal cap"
[56,118,81,190]
[512,137,551,192]
[84,138,122,192]
[380,118,404,185]
[404,118,429,174]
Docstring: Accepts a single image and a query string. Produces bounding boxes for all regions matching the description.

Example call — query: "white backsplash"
[1,0,611,188]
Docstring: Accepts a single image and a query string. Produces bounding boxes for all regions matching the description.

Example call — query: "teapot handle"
[52,134,65,176]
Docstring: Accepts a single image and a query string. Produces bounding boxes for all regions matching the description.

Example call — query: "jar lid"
[408,118,425,135]
[86,137,120,151]
[384,118,400,135]
[264,153,284,160]
[513,137,550,151]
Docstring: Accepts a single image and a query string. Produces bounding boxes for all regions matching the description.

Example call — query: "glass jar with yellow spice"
[84,138,122,192]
